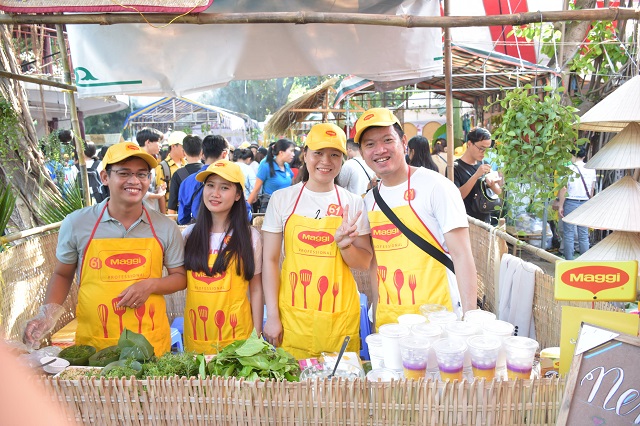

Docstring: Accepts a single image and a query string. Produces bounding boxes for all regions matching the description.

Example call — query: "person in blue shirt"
[247,138,295,213]
[178,135,228,225]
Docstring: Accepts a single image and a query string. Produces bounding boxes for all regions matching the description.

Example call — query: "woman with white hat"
[261,123,373,359]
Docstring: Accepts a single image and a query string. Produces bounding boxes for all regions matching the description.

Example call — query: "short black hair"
[84,142,97,158]
[183,135,203,157]
[136,127,163,146]
[202,135,229,160]
[467,127,492,143]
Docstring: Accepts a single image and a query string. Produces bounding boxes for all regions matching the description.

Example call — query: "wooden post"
[444,0,455,181]
[55,24,91,207]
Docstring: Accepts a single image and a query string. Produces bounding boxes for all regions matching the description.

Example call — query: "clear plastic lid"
[378,323,411,338]
[432,337,467,354]
[365,333,383,346]
[411,322,443,338]
[446,321,480,337]
[466,335,502,351]
[397,313,427,326]
[427,310,458,324]
[482,319,515,336]
[399,336,431,350]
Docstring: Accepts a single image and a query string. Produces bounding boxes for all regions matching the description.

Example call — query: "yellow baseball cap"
[305,123,347,155]
[196,159,246,191]
[101,142,158,169]
[238,141,251,149]
[167,131,187,146]
[354,107,401,143]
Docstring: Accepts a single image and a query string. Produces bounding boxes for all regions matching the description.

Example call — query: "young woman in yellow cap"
[182,160,263,354]
[261,123,373,359]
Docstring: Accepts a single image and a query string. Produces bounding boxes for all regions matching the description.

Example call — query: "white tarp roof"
[66,0,443,98]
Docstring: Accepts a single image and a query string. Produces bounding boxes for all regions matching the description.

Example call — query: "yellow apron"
[280,184,360,359]
[76,203,171,356]
[368,176,456,330]
[184,252,253,354]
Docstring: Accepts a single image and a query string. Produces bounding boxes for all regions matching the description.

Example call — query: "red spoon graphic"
[394,269,404,305]
[214,310,225,341]
[134,303,145,334]
[112,297,126,335]
[317,276,328,311]
[149,303,156,331]
[332,282,339,313]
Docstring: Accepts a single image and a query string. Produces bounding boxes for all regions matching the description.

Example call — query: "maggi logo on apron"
[371,223,408,251]
[190,270,230,293]
[293,226,337,257]
[98,249,152,281]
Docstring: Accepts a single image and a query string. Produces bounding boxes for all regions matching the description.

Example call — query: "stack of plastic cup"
[366,368,401,382]
[419,304,447,320]
[410,323,443,379]
[445,321,480,375]
[432,338,467,382]
[378,323,411,371]
[463,309,496,326]
[399,336,431,380]
[467,335,502,381]
[426,311,458,336]
[482,319,515,377]
[397,313,427,327]
[365,333,386,370]
[503,336,539,380]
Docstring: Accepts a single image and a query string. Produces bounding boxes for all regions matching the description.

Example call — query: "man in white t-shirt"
[337,138,376,196]
[558,146,597,260]
[354,108,478,327]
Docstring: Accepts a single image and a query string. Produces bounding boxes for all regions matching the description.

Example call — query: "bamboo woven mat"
[41,376,566,426]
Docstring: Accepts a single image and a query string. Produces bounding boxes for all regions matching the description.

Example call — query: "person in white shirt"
[337,138,376,197]
[235,149,257,200]
[558,146,596,260]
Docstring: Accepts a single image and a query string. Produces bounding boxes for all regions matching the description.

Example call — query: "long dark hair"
[407,136,438,172]
[183,180,255,280]
[266,138,294,177]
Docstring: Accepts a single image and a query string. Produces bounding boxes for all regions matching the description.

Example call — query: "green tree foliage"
[198,77,322,122]
[84,108,131,135]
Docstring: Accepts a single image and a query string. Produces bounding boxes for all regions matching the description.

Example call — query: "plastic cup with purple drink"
[467,335,502,381]
[399,336,431,380]
[503,336,539,380]
[432,338,467,382]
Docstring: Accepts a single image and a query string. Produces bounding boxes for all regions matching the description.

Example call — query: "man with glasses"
[24,142,186,356]
[452,127,503,224]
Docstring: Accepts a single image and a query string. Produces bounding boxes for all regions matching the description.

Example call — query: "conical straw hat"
[578,231,640,262]
[579,75,640,132]
[563,176,640,232]
[586,122,640,170]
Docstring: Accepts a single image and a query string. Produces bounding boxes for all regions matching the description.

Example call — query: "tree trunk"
[0,24,59,232]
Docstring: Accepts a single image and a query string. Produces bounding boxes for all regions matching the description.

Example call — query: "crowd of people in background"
[27,107,589,358]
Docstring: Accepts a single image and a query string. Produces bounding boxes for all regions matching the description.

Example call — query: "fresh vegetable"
[56,367,102,380]
[89,345,121,367]
[59,345,97,366]
[101,359,143,379]
[207,330,300,381]
[118,328,154,362]
[142,352,200,378]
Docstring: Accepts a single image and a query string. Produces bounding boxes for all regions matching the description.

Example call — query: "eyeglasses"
[472,143,492,153]
[109,169,151,181]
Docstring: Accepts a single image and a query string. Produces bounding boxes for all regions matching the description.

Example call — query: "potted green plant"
[488,85,588,219]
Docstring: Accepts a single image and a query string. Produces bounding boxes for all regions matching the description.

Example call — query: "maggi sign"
[555,261,637,301]
[371,224,401,243]
[298,231,334,248]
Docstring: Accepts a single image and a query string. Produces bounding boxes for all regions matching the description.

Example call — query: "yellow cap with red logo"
[305,123,347,155]
[354,107,401,144]
[196,159,246,191]
[101,142,158,169]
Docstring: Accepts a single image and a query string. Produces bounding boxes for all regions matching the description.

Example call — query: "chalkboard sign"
[557,323,640,425]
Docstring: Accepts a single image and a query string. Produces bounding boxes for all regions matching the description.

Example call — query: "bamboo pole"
[0,8,636,26]
[0,70,76,91]
[0,221,61,245]
[443,0,455,182]
[55,24,91,207]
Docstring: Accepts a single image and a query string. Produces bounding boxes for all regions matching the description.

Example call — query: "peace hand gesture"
[334,204,361,250]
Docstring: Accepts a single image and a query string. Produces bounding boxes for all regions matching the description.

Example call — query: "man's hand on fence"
[22,303,64,351]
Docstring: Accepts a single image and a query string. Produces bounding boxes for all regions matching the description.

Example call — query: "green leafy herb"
[118,328,154,362]
[207,330,300,382]
[59,345,97,366]
[101,359,143,378]
[141,352,199,378]
[89,345,122,367]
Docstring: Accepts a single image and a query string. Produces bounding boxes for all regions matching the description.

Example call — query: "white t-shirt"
[236,161,257,199]
[363,167,468,301]
[262,182,371,236]
[337,157,375,196]
[566,160,597,200]
[182,225,263,275]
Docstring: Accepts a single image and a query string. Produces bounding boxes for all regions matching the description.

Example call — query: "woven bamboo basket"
[41,376,565,425]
